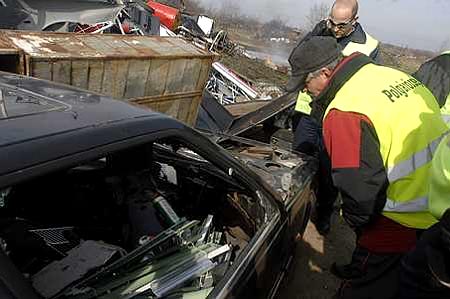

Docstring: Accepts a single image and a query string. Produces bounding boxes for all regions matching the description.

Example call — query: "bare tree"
[220,0,240,20]
[305,2,330,31]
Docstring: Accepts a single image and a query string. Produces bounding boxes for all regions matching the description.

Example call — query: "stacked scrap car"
[0,0,160,35]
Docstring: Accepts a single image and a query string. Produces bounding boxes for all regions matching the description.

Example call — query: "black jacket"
[300,20,381,63]
[413,53,450,107]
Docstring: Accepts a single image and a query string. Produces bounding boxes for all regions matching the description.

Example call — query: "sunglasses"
[327,17,355,30]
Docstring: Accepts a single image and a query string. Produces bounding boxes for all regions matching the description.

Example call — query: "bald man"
[311,0,380,61]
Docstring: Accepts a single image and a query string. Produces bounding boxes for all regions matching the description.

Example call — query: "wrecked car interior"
[0,138,268,299]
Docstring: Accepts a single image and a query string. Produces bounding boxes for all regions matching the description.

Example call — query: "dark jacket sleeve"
[294,20,330,46]
[413,54,450,107]
[323,109,388,229]
[310,20,330,37]
[369,46,382,64]
[289,20,331,69]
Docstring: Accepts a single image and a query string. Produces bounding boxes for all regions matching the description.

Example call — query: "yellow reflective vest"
[295,92,312,115]
[429,134,450,219]
[295,92,313,115]
[324,63,449,229]
[341,31,379,58]
[295,30,379,115]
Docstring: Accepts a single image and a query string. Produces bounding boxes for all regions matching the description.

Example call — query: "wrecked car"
[0,0,159,35]
[0,72,315,299]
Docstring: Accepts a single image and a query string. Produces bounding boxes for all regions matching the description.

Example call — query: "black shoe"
[313,214,331,236]
[330,262,363,280]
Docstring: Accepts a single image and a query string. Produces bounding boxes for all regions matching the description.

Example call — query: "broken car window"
[0,138,266,299]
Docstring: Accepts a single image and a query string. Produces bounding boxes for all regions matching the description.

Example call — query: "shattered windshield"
[0,86,68,119]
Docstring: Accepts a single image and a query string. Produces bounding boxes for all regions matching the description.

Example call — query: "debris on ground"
[276,213,356,299]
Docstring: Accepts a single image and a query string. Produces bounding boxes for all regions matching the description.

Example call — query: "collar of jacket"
[338,22,366,47]
[310,53,373,121]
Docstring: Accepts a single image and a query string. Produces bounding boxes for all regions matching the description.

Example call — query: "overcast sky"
[195,0,450,52]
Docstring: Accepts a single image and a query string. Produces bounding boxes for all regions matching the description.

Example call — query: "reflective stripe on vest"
[384,196,428,213]
[324,63,448,229]
[387,131,449,182]
[442,93,450,125]
[341,31,379,57]
[295,92,312,114]
[443,115,450,124]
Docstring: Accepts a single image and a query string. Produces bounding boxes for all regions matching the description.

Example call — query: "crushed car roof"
[0,72,185,176]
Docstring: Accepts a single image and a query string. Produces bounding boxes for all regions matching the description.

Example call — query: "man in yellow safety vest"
[286,35,448,298]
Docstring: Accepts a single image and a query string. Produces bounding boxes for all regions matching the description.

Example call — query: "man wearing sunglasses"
[313,0,380,61]
[289,0,380,237]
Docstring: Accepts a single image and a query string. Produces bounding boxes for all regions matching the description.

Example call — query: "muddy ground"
[276,211,356,299]
[219,53,289,87]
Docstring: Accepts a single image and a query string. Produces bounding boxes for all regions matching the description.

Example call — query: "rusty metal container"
[0,30,214,126]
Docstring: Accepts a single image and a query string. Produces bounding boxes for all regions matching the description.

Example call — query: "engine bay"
[0,140,266,298]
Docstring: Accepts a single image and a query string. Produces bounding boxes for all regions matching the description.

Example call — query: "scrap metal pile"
[32,217,232,299]
[0,0,285,106]
[0,0,160,35]
[206,62,260,105]
[0,0,236,52]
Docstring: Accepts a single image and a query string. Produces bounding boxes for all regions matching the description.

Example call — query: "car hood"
[196,90,297,138]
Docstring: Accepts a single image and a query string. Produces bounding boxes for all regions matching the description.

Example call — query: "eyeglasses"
[327,17,355,30]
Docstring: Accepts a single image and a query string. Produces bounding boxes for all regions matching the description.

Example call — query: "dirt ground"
[219,53,289,86]
[276,211,356,299]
